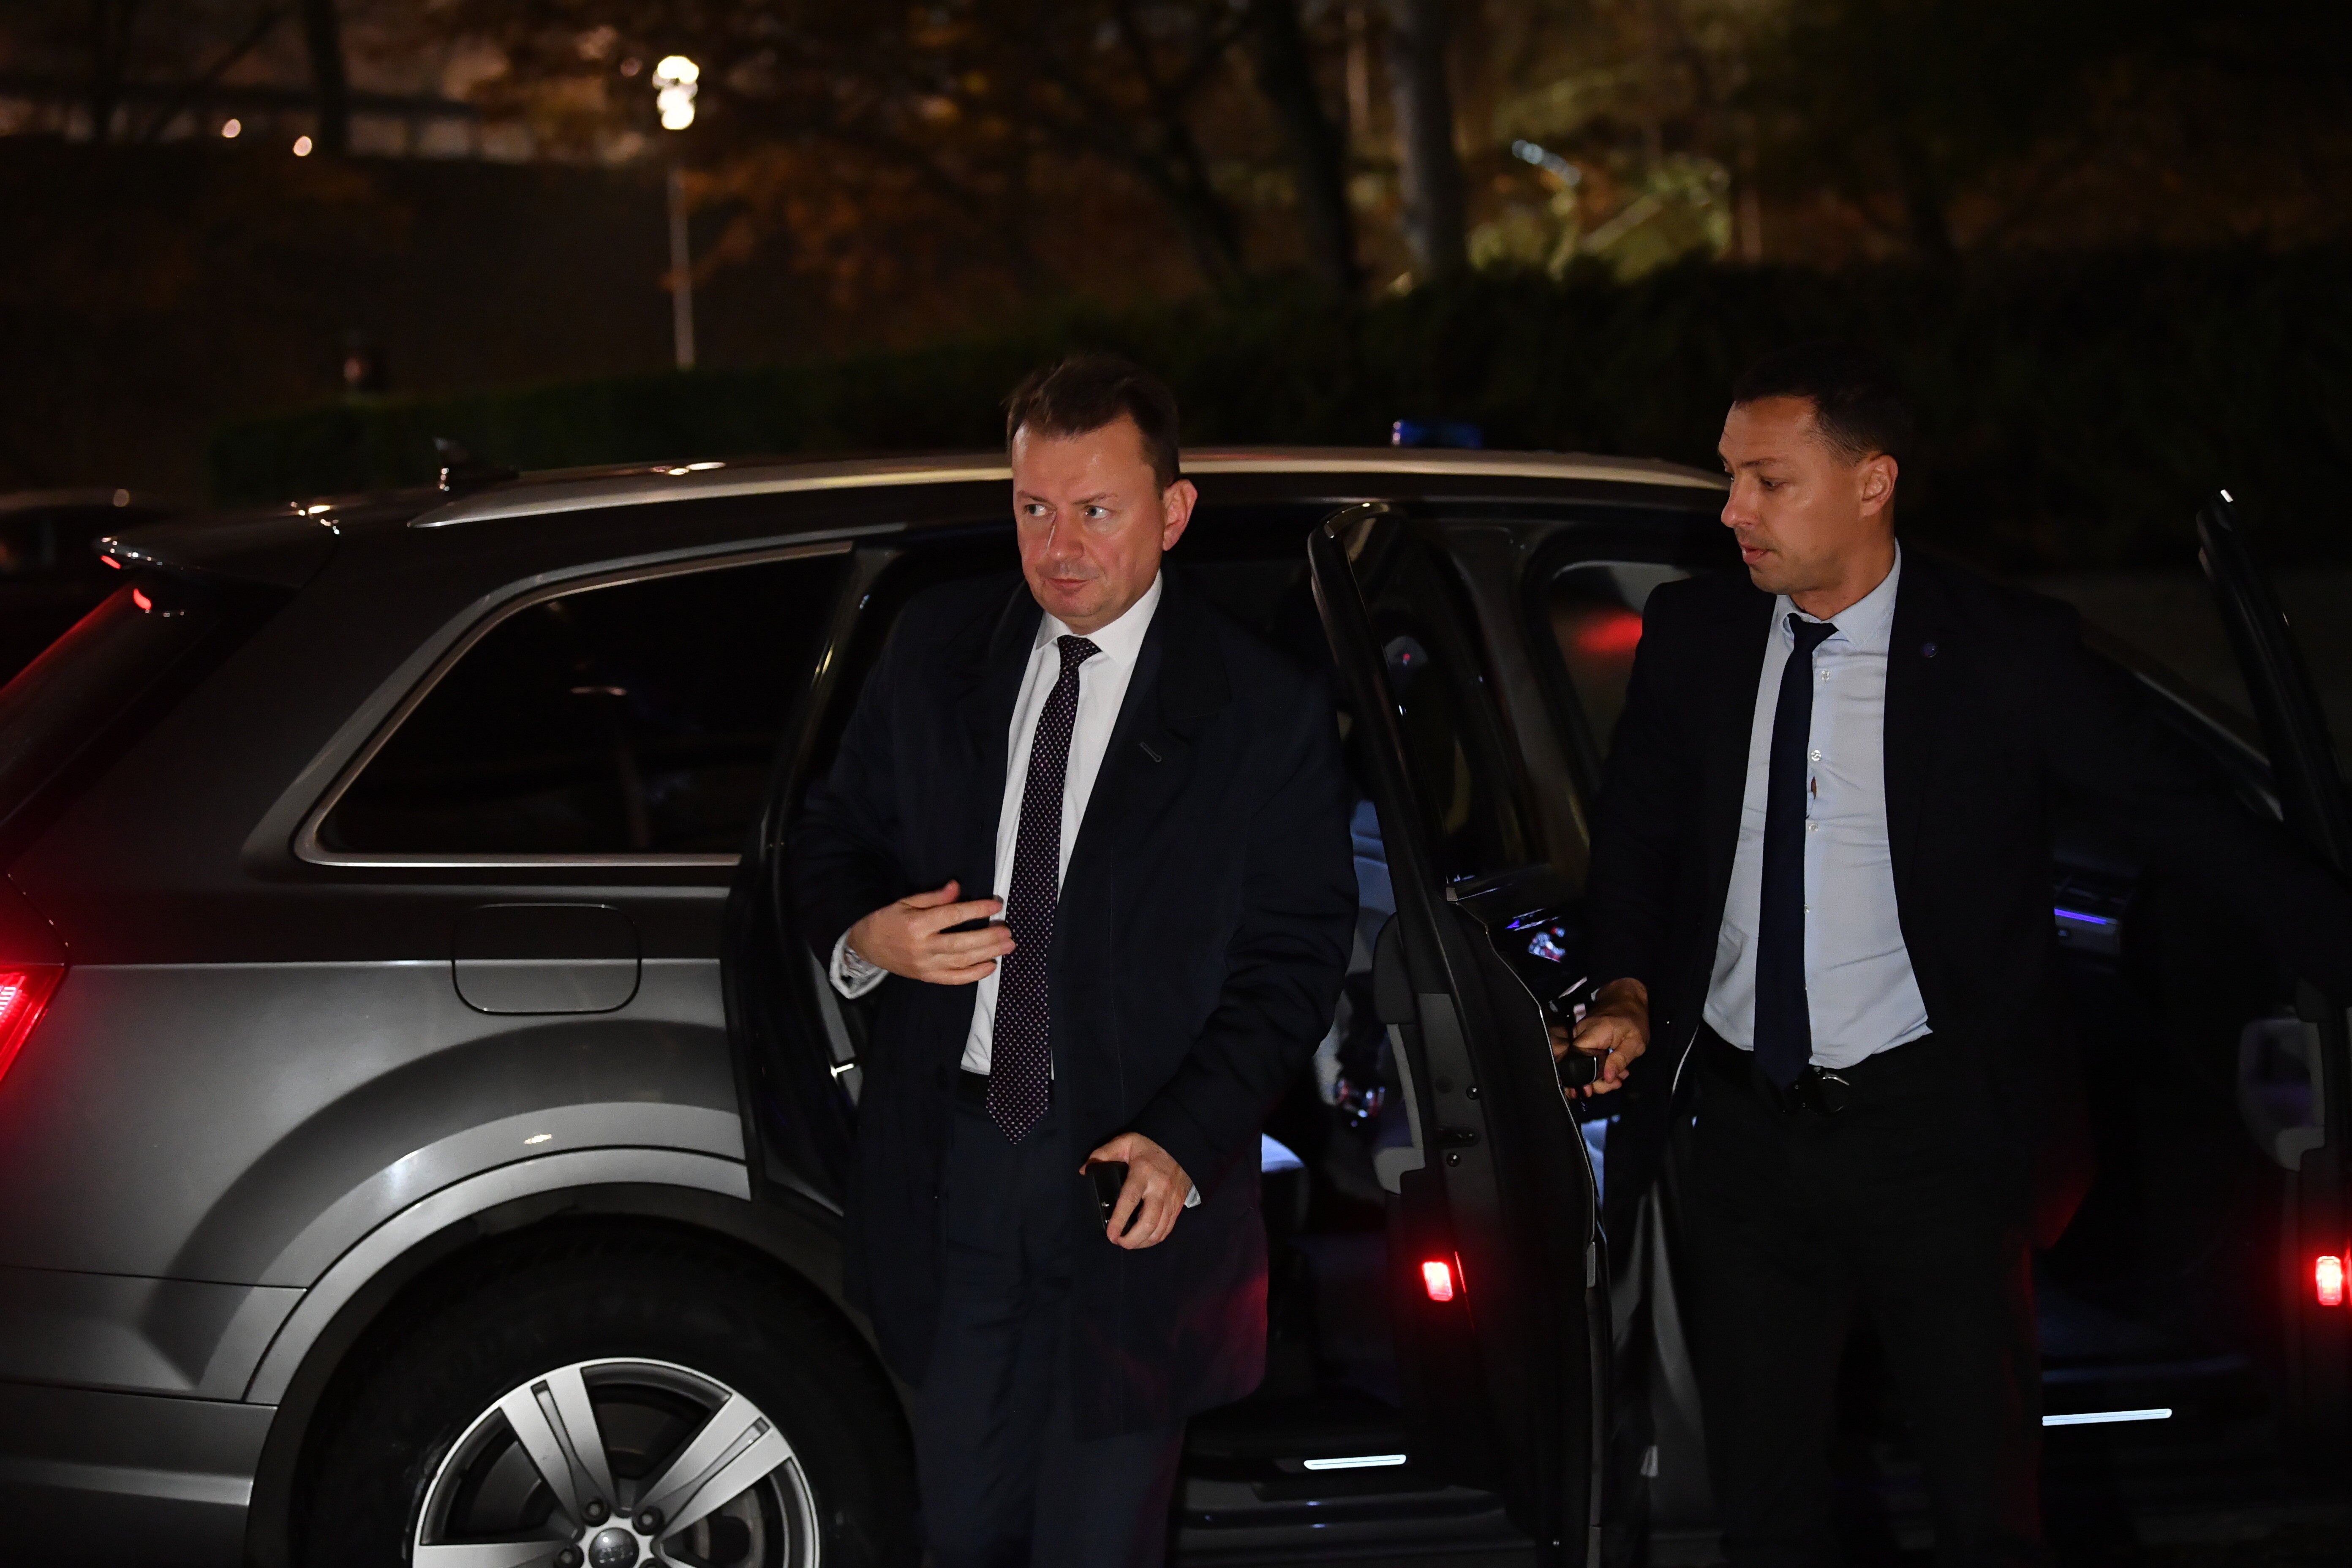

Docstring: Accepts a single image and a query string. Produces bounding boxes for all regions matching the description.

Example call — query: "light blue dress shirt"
[1702,547,1931,1070]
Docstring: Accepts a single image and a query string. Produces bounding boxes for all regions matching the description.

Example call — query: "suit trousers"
[914,1082,1187,1568]
[1686,1030,2046,1567]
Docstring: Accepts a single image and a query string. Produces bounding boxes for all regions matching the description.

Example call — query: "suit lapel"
[1883,551,1952,906]
[1072,571,1231,868]
[1700,588,1777,915]
[954,579,1042,890]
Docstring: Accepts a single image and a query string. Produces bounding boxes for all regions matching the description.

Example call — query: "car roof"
[406,446,1728,530]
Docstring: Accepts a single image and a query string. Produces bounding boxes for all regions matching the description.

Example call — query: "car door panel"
[2197,492,2352,1450]
[1312,503,1605,1562]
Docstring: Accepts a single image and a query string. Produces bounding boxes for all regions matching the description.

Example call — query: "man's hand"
[846,880,1013,985]
[1083,1132,1193,1250]
[1549,977,1650,1098]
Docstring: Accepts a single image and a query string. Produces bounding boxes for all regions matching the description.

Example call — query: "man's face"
[1717,395,1896,598]
[1010,415,1195,634]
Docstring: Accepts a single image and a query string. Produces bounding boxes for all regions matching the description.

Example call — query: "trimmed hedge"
[210,250,2352,569]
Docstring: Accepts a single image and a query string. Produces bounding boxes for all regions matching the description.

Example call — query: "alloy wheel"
[412,1357,819,1568]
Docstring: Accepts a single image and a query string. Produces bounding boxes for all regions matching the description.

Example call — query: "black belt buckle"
[1782,1065,1853,1116]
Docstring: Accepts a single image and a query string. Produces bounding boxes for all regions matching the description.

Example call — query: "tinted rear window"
[318,552,846,857]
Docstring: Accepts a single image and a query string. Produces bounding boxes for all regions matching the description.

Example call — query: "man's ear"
[1160,478,1198,550]
[1858,455,1898,520]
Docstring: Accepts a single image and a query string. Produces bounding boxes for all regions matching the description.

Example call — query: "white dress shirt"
[1703,547,1931,1070]
[831,572,1165,1077]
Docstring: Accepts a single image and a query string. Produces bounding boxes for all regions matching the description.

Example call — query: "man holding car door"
[1561,342,2352,1565]
[790,355,1355,1568]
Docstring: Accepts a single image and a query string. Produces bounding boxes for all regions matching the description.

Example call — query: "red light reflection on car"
[0,966,65,1084]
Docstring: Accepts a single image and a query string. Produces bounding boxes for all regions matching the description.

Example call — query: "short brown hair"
[1731,340,1916,468]
[1004,354,1182,490]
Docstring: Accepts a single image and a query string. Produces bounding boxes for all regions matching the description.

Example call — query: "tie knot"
[1788,614,1837,656]
[1056,634,1101,672]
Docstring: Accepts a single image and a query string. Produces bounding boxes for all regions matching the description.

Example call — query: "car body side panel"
[0,958,734,1280]
[0,1271,300,1399]
[3,1380,270,1565]
[243,1147,752,1403]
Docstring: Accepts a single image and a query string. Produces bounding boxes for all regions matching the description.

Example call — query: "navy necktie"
[988,634,1099,1142]
[1754,614,1838,1088]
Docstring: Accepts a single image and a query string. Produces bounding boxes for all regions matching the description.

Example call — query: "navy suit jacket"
[1588,549,2352,1235]
[789,566,1356,1437]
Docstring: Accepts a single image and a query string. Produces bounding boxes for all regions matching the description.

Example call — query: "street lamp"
[653,55,699,370]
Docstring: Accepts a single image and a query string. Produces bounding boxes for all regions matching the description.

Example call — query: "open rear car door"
[1309,503,1610,1564]
[2197,492,2352,1453]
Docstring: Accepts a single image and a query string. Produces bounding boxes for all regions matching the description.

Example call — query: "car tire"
[296,1225,916,1568]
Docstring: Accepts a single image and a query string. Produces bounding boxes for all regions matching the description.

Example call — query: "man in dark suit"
[790,355,1356,1567]
[1562,343,2352,1565]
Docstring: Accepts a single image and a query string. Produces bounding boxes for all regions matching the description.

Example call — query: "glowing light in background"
[292,134,314,156]
[654,59,699,128]
[655,55,700,131]
[220,118,242,139]
[1574,607,1645,657]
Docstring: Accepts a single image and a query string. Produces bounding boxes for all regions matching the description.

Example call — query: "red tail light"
[0,965,63,1084]
[2317,1255,2344,1308]
[1420,1259,1457,1303]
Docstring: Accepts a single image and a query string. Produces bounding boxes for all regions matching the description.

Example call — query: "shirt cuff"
[1185,1185,1201,1209]
[828,931,887,998]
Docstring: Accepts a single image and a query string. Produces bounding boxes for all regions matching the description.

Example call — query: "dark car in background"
[0,452,2344,1567]
[0,488,178,684]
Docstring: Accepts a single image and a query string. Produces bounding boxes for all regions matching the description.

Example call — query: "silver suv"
[0,453,2342,1566]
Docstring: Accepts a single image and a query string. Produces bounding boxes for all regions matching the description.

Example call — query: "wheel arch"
[242,1167,896,1568]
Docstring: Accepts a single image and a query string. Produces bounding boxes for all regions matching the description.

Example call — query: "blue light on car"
[2053,907,2114,926]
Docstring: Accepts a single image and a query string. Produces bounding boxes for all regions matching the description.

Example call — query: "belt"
[1694,1025,1942,1116]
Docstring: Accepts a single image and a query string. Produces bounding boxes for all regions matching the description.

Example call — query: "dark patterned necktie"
[987,634,1100,1142]
[1754,614,1838,1088]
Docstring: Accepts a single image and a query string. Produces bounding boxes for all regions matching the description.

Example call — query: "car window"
[1347,526,1537,885]
[1546,561,1690,764]
[320,551,847,857]
[2032,568,2352,782]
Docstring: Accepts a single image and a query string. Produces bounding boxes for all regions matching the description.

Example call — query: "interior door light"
[0,966,65,1084]
[2317,1254,2344,1307]
[1420,1259,1456,1302]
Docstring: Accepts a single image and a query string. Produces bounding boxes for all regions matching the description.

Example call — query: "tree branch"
[138,3,289,143]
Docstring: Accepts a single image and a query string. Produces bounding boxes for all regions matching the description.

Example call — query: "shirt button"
[1809,749,1822,761]
[1808,822,1818,832]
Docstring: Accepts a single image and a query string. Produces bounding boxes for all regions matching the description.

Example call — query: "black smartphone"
[1087,1161,1134,1235]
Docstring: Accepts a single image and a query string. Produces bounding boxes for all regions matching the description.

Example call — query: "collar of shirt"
[1775,542,1901,655]
[1036,569,1163,669]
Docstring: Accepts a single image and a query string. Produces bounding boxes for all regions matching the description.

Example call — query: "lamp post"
[653,55,699,371]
